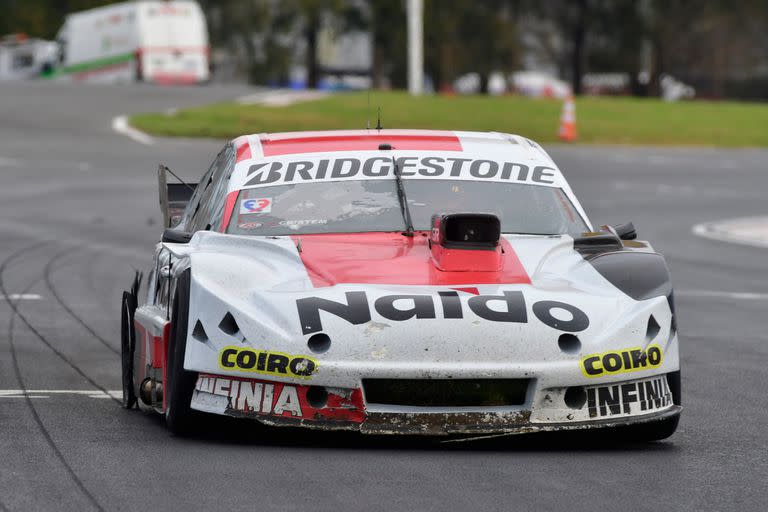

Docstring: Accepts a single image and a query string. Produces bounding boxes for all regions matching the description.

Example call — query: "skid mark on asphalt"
[1,243,107,512]
[44,247,120,354]
[0,246,122,400]
[0,220,147,261]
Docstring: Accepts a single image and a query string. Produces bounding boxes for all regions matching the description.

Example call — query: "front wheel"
[165,269,199,435]
[120,291,137,409]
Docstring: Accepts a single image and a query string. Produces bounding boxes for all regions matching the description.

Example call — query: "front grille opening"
[362,379,530,407]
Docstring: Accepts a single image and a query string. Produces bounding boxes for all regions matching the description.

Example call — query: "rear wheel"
[120,291,137,409]
[165,269,199,436]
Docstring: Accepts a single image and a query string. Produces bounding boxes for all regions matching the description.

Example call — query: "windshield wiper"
[392,156,414,236]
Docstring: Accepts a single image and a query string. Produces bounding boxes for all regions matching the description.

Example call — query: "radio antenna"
[164,165,195,192]
[375,107,382,130]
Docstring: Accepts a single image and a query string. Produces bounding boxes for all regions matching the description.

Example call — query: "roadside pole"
[407,0,424,96]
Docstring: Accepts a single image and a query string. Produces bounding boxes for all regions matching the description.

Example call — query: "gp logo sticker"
[580,344,663,378]
[218,346,317,379]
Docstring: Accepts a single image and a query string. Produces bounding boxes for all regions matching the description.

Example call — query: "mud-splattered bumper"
[189,372,681,435]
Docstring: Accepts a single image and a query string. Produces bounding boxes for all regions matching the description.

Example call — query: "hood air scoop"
[429,213,503,272]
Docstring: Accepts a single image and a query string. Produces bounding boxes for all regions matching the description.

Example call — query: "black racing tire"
[165,269,199,436]
[120,291,137,409]
[611,415,680,442]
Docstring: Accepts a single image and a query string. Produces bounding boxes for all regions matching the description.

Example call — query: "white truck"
[55,0,209,84]
[0,34,58,81]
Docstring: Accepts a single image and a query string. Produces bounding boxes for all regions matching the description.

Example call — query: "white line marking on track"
[677,290,768,300]
[0,390,122,399]
[111,115,154,145]
[0,293,42,301]
[692,218,768,249]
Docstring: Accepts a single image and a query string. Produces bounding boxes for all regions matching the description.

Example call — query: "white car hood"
[170,231,675,387]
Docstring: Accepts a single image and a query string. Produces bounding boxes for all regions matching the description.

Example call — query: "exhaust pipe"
[139,378,164,406]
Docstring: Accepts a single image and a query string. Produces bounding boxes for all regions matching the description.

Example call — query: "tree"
[423,0,521,93]
[368,0,407,88]
[0,0,115,38]
[522,0,590,95]
[278,0,357,89]
[199,0,276,83]
[648,0,768,98]
[585,0,648,95]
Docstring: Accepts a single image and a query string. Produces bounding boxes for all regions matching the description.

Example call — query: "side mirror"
[612,222,637,240]
[162,229,192,244]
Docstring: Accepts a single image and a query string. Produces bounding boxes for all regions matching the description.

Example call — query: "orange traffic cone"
[558,95,577,142]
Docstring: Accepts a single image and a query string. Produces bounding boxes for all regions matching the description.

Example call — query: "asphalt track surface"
[1,82,766,512]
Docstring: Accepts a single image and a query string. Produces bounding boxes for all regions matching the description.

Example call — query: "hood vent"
[429,213,503,272]
[191,320,209,343]
[646,315,660,342]
[573,232,623,257]
[218,312,240,336]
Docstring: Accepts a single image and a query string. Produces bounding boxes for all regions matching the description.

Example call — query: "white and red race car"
[121,130,681,440]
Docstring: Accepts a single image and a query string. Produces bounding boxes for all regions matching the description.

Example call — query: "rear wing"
[158,165,197,228]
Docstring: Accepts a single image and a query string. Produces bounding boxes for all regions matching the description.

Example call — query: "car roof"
[232,129,556,166]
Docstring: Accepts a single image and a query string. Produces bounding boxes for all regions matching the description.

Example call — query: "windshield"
[227,180,587,236]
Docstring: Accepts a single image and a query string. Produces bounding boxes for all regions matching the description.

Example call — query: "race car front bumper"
[189,371,681,436]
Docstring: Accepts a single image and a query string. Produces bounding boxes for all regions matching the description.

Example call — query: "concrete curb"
[111,115,155,145]
[236,89,330,106]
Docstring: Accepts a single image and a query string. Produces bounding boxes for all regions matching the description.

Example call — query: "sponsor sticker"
[194,374,304,416]
[190,374,366,422]
[279,219,328,228]
[580,345,663,378]
[295,289,590,335]
[586,375,673,419]
[238,156,565,189]
[218,346,318,379]
[240,197,272,214]
[237,221,263,230]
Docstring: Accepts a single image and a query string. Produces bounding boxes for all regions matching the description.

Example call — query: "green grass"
[130,91,768,146]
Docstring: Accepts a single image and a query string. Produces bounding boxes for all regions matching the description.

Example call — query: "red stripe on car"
[292,232,530,287]
[134,321,148,382]
[219,190,240,232]
[451,287,480,295]
[260,130,462,156]
[236,141,252,162]
[195,374,365,424]
[161,322,170,412]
